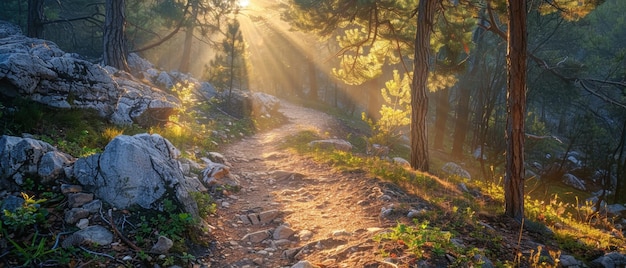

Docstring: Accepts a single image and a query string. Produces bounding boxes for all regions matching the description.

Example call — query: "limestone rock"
[150,236,174,254]
[308,139,353,152]
[0,25,180,126]
[0,135,73,191]
[562,173,586,191]
[72,225,113,246]
[73,134,186,210]
[441,162,471,179]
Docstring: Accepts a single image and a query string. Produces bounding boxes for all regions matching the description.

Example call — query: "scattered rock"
[60,184,82,194]
[562,173,586,191]
[67,193,94,208]
[291,260,319,268]
[242,229,271,243]
[81,200,102,213]
[150,236,174,254]
[392,157,410,166]
[441,162,471,179]
[70,225,114,246]
[559,254,583,267]
[273,225,295,240]
[76,218,89,229]
[591,252,626,268]
[298,230,313,241]
[259,209,280,224]
[308,139,352,152]
[606,204,626,215]
[64,208,89,224]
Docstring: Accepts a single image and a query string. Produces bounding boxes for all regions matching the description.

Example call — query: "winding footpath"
[207,101,396,267]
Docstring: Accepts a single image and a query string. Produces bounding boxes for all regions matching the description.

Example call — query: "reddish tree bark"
[410,0,436,171]
[504,0,527,221]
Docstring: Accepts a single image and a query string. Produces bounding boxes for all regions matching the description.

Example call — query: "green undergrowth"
[281,130,626,266]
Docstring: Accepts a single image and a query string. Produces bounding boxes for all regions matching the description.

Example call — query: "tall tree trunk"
[451,83,470,157]
[103,0,129,72]
[504,0,527,221]
[433,87,450,150]
[410,0,436,172]
[180,0,198,73]
[366,77,381,121]
[27,0,44,38]
[613,119,626,204]
[308,57,318,100]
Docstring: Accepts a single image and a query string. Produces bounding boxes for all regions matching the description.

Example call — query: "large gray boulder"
[0,135,74,191]
[562,173,586,191]
[72,133,200,213]
[441,162,471,180]
[0,21,180,126]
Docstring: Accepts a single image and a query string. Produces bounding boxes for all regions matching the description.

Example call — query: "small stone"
[273,239,292,247]
[331,230,350,237]
[81,200,102,213]
[407,209,426,218]
[248,213,261,225]
[298,230,313,241]
[221,201,230,208]
[273,225,295,240]
[256,250,268,255]
[60,184,82,194]
[68,193,94,208]
[73,225,114,246]
[76,218,89,229]
[291,260,318,268]
[242,229,271,243]
[229,240,239,246]
[122,255,133,261]
[150,236,174,254]
[65,208,90,224]
[240,214,252,225]
[253,258,264,265]
[259,209,280,224]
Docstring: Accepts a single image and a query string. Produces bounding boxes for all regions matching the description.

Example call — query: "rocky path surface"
[207,101,399,267]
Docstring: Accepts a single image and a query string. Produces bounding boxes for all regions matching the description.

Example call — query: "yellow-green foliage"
[363,70,411,148]
[102,127,124,142]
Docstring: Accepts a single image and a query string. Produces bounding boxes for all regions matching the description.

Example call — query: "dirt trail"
[208,101,398,267]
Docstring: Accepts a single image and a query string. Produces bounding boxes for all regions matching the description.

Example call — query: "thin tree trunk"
[504,0,527,221]
[180,0,198,73]
[308,57,318,100]
[410,0,436,172]
[103,0,130,72]
[451,83,471,158]
[27,0,44,38]
[366,77,381,121]
[433,87,450,150]
[613,119,626,204]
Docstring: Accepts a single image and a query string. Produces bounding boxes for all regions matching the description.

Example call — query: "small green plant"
[190,191,217,218]
[6,233,56,266]
[375,220,454,259]
[132,199,197,252]
[2,193,48,233]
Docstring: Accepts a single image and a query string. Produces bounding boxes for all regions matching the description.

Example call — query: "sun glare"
[239,0,250,8]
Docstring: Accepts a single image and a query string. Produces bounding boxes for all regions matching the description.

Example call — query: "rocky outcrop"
[0,135,74,191]
[73,133,199,212]
[0,21,180,126]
